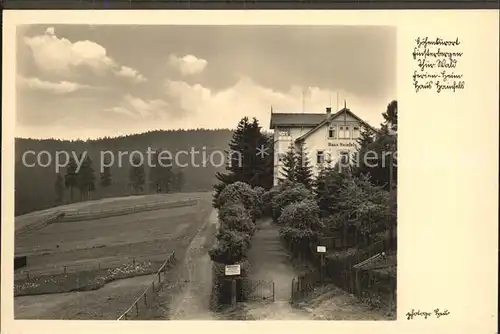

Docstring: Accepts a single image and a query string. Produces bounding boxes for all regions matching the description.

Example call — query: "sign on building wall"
[328,142,356,147]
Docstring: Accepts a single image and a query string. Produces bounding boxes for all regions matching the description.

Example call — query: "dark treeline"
[15,129,233,216]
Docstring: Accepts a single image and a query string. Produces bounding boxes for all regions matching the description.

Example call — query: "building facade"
[269,106,375,186]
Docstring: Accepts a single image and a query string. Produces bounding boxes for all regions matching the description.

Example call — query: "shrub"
[209,228,251,265]
[215,181,259,221]
[270,182,314,222]
[278,199,322,228]
[218,203,256,235]
[261,187,279,217]
[278,199,324,258]
[211,259,251,307]
[253,186,265,218]
[334,175,392,242]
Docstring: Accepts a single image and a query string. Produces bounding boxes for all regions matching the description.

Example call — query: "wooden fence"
[291,269,323,303]
[117,251,176,320]
[328,264,396,310]
[15,212,64,238]
[291,263,396,311]
[57,199,197,223]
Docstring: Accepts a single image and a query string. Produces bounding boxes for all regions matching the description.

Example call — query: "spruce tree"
[54,173,65,204]
[129,155,146,194]
[100,164,112,188]
[314,165,347,218]
[279,143,297,183]
[353,100,397,190]
[295,144,314,189]
[77,155,96,200]
[159,150,174,193]
[214,117,273,204]
[64,157,78,202]
[149,149,162,193]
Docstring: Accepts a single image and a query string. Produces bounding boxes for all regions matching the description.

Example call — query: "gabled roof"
[295,108,377,143]
[269,113,326,129]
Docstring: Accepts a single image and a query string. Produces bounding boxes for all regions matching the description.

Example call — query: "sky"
[16,25,396,140]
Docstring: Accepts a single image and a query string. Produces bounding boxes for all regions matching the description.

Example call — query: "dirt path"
[163,209,219,320]
[244,218,392,321]
[244,218,315,320]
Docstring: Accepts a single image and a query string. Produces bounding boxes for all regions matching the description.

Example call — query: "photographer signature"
[406,308,450,320]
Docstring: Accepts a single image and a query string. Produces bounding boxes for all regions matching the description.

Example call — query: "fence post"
[135,303,139,316]
[231,278,237,307]
[152,282,155,293]
[133,257,136,266]
[64,266,67,274]
[158,272,161,282]
[273,282,275,302]
[144,293,148,307]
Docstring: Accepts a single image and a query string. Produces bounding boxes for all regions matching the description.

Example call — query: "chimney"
[326,107,332,119]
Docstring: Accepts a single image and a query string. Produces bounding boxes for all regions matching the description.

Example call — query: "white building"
[269,106,376,185]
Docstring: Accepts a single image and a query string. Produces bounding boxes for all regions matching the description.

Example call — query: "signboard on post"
[317,246,326,283]
[225,264,241,276]
[317,246,326,253]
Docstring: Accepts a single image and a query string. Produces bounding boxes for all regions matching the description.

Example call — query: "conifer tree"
[64,157,78,202]
[129,155,146,194]
[54,173,65,204]
[214,117,273,204]
[295,144,314,189]
[279,143,297,183]
[77,154,96,200]
[100,163,112,188]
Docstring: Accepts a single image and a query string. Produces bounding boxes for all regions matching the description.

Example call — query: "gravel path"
[244,218,315,320]
[164,209,219,320]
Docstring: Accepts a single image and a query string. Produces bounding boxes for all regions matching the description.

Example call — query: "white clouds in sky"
[24,27,146,83]
[115,66,146,83]
[107,94,168,119]
[163,76,384,130]
[17,75,91,94]
[168,54,208,76]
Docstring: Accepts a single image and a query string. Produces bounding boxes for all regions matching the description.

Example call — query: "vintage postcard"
[2,9,498,334]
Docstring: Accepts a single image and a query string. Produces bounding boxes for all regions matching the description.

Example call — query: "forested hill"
[15,129,234,216]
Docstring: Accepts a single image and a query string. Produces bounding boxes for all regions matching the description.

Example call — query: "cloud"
[115,66,146,83]
[165,77,386,130]
[24,27,146,83]
[17,75,91,94]
[106,94,168,119]
[168,54,208,76]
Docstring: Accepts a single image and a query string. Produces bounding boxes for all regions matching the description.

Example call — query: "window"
[339,151,350,164]
[328,125,336,139]
[339,126,350,139]
[352,126,360,139]
[278,128,290,137]
[317,150,325,164]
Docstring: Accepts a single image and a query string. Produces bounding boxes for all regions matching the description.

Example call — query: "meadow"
[14,191,214,319]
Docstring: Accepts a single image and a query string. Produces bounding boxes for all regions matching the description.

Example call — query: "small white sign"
[225,264,241,276]
[317,246,327,253]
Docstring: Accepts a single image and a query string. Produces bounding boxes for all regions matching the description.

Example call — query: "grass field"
[14,191,214,319]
